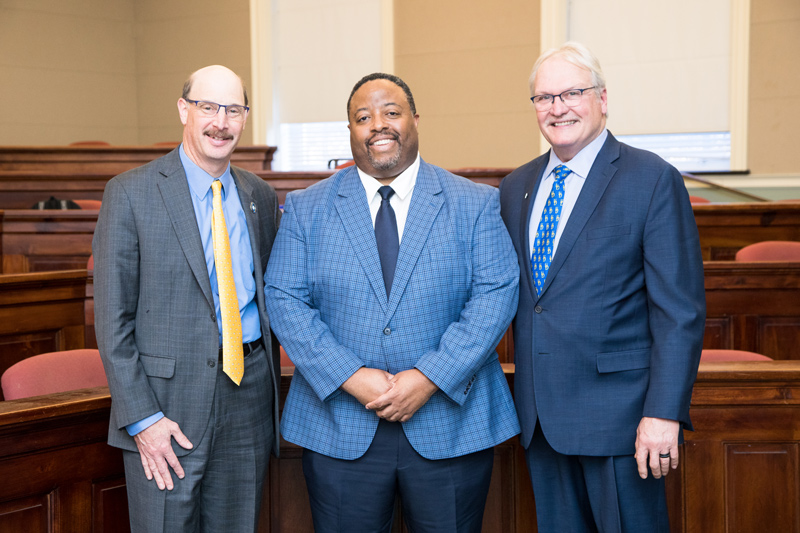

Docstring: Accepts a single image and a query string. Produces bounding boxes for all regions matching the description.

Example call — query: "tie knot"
[211,179,222,195]
[378,185,395,202]
[553,165,572,181]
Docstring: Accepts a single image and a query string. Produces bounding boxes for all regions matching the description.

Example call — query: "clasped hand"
[342,367,438,422]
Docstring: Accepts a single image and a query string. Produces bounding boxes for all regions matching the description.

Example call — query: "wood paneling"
[704,261,800,359]
[0,210,96,274]
[2,363,799,532]
[0,145,276,174]
[0,270,88,398]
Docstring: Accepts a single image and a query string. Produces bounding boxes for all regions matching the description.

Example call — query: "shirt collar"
[179,143,234,202]
[357,152,421,201]
[544,128,608,180]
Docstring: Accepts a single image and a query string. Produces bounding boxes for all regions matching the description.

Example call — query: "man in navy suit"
[499,42,706,532]
[266,73,520,532]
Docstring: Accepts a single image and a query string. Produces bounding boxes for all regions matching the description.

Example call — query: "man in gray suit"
[93,65,281,532]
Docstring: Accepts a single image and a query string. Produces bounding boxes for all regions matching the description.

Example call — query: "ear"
[599,88,608,116]
[177,98,189,126]
[413,114,420,128]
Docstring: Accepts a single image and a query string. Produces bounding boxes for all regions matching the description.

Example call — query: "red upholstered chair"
[734,241,800,261]
[73,199,102,209]
[279,345,294,367]
[689,195,710,204]
[1,349,108,400]
[700,349,773,362]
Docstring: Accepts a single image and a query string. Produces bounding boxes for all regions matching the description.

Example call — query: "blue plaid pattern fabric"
[531,164,571,295]
[265,161,521,461]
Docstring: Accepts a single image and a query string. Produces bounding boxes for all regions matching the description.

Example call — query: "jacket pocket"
[587,224,631,240]
[596,348,650,373]
[140,354,176,378]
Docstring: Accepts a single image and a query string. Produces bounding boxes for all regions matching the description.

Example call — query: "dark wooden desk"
[0,145,276,174]
[0,210,96,273]
[2,363,799,532]
[703,261,800,360]
[0,270,88,400]
[694,203,800,260]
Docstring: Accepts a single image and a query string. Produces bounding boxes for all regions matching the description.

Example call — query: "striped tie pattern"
[531,164,571,296]
[211,180,244,385]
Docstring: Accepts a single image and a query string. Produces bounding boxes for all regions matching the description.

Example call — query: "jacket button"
[383,327,391,335]
[535,305,543,313]
[208,360,216,368]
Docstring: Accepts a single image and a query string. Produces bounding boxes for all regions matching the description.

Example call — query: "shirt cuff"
[126,411,165,436]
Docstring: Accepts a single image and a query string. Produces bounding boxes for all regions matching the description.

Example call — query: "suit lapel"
[156,151,215,312]
[386,160,444,316]
[334,167,391,312]
[233,169,262,280]
[521,158,548,303]
[539,135,620,297]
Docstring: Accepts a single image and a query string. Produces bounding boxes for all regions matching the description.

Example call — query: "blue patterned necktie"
[531,164,571,296]
[375,185,399,296]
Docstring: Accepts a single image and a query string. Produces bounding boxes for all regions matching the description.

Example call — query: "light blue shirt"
[126,145,261,436]
[529,129,609,257]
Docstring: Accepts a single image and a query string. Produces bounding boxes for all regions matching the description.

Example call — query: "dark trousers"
[122,344,274,533]
[303,418,494,533]
[526,423,669,533]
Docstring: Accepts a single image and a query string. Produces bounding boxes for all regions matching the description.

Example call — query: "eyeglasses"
[184,99,249,121]
[530,87,597,110]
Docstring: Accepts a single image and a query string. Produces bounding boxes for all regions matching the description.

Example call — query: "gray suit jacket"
[93,149,281,456]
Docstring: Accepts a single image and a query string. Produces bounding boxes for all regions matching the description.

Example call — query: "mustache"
[203,128,234,140]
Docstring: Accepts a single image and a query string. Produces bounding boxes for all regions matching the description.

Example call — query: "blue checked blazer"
[265,160,520,460]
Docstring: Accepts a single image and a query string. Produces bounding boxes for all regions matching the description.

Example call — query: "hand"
[133,416,193,490]
[341,367,395,407]
[635,417,680,479]
[365,369,438,422]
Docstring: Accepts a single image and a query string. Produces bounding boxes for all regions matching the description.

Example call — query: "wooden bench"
[1,362,798,532]
[0,145,276,174]
[704,261,800,360]
[0,210,96,274]
[0,270,88,397]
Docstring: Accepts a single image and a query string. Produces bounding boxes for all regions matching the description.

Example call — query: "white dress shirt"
[357,153,421,244]
[529,130,609,257]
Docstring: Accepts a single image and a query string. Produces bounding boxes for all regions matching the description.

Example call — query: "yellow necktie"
[211,180,244,385]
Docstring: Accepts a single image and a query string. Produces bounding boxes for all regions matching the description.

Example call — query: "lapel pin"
[524,193,529,199]
[250,202,257,214]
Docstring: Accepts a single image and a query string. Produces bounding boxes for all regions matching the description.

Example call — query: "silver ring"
[659,453,670,459]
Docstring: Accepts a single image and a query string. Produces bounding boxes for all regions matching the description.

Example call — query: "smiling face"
[533,56,607,162]
[347,79,420,183]
[177,65,247,177]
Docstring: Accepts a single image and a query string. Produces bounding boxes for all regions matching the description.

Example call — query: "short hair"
[347,73,416,117]
[529,41,606,96]
[181,71,249,107]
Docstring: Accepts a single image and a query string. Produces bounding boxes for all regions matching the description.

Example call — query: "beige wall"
[0,0,138,145]
[748,0,800,175]
[394,0,541,169]
[134,0,253,145]
[0,0,252,146]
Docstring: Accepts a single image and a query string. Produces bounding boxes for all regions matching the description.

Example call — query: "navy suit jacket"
[266,160,520,460]
[499,133,706,456]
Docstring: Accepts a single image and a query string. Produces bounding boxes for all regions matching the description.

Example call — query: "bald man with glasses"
[93,65,281,533]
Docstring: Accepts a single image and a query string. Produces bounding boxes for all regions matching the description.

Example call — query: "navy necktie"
[375,185,399,296]
[531,164,571,296]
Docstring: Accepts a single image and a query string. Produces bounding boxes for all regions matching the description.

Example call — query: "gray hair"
[529,41,606,96]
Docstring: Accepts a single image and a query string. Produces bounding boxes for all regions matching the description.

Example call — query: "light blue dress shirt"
[126,145,261,436]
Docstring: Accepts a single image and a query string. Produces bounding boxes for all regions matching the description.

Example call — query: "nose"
[550,96,569,115]
[212,107,229,128]
[372,113,387,131]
